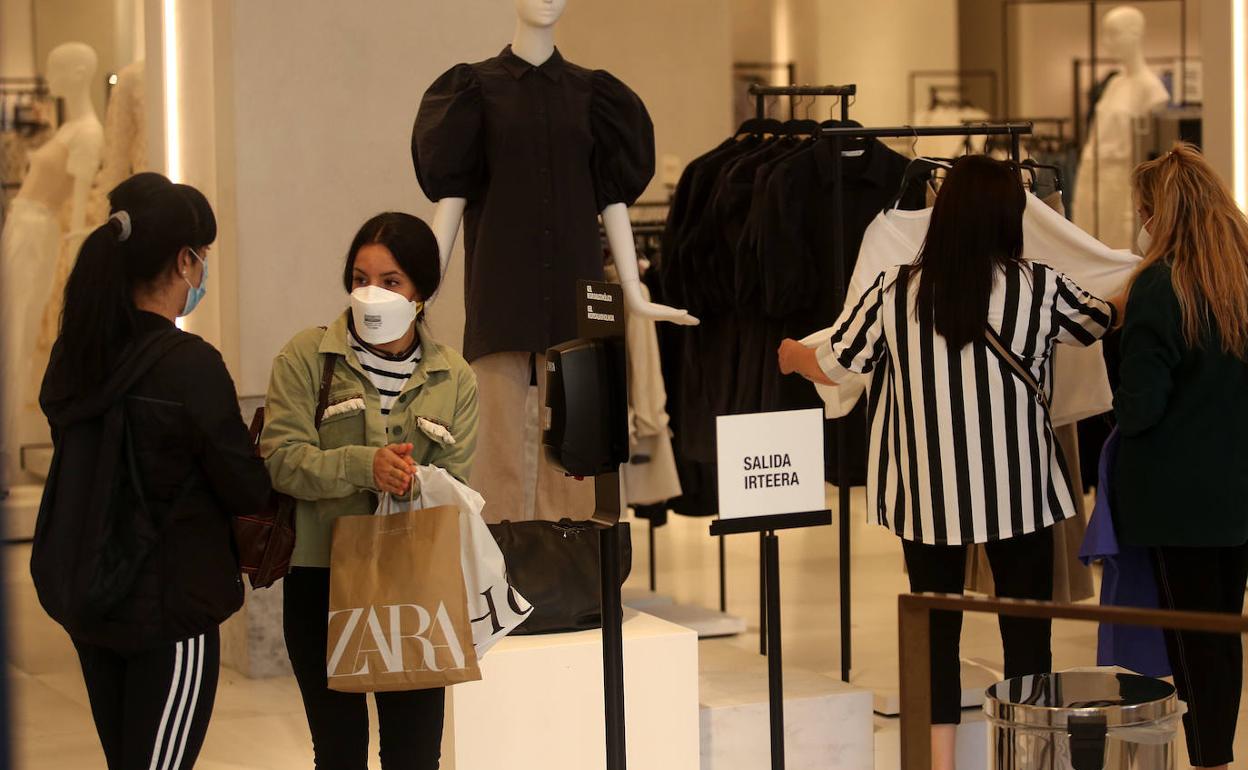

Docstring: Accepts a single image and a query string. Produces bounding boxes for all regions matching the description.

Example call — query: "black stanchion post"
[759,532,768,656]
[718,535,727,613]
[600,514,627,770]
[711,510,830,770]
[765,531,785,769]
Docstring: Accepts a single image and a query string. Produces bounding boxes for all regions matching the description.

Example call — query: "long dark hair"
[913,155,1026,348]
[341,212,441,301]
[58,172,216,393]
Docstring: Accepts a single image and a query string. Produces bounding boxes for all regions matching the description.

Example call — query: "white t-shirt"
[802,192,1140,426]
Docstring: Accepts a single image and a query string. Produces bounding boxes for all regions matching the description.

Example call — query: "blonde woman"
[1116,143,1248,770]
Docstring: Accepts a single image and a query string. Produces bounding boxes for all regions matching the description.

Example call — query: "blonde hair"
[1131,142,1248,357]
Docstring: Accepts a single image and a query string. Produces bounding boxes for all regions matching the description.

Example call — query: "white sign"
[716,409,826,519]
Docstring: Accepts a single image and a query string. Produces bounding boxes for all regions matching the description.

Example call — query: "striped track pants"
[74,629,220,770]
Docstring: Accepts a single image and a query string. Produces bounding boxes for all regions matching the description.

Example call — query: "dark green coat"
[1114,262,1248,547]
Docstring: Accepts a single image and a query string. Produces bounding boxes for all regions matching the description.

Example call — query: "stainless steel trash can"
[984,672,1184,770]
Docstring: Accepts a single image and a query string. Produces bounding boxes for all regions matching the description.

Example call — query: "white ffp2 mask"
[1137,223,1154,256]
[350,285,422,345]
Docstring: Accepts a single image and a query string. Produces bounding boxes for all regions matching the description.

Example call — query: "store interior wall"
[810,0,961,127]
[0,0,36,77]
[1008,0,1201,119]
[556,0,733,196]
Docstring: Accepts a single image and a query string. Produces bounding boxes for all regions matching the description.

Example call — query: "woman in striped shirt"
[780,155,1116,770]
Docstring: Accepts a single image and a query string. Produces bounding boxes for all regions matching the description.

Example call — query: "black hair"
[58,172,216,393]
[341,213,441,302]
[913,155,1026,349]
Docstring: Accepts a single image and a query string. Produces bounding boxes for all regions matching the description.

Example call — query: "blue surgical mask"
[180,248,208,317]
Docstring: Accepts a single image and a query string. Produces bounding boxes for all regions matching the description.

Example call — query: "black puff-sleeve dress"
[412,47,655,362]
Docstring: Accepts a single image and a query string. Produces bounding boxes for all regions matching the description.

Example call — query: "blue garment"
[1078,428,1171,677]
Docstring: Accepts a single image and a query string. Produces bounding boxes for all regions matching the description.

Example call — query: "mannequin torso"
[427,0,694,327]
[1073,6,1167,247]
[18,117,104,215]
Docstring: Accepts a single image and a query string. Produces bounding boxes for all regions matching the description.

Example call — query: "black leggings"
[1152,542,1248,768]
[284,567,445,770]
[74,630,220,770]
[901,526,1055,725]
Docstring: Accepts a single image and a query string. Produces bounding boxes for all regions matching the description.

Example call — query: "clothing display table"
[441,609,699,770]
[698,640,873,770]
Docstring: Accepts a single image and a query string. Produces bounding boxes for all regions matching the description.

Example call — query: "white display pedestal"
[699,640,874,769]
[441,609,699,770]
[1,483,41,541]
[622,588,748,638]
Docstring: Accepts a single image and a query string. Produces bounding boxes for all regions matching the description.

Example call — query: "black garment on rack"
[750,137,923,484]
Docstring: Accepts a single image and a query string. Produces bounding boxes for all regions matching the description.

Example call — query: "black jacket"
[34,312,270,650]
[1115,263,1248,547]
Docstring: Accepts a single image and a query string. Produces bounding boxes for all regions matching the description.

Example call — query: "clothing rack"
[0,76,54,133]
[907,69,999,122]
[748,83,855,124]
[819,120,1032,683]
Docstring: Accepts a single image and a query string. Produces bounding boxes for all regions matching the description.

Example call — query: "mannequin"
[1073,6,1169,248]
[417,0,695,523]
[0,42,104,486]
[430,0,694,326]
[88,59,148,223]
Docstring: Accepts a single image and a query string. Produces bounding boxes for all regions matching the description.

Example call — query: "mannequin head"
[1103,6,1147,63]
[45,42,98,99]
[514,0,567,29]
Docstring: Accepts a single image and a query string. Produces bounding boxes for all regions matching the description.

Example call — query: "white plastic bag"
[411,466,533,657]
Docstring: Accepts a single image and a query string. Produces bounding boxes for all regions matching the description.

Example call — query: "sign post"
[711,409,832,770]
[577,280,628,770]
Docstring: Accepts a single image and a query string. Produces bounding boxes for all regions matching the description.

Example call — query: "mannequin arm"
[602,203,698,326]
[431,197,468,275]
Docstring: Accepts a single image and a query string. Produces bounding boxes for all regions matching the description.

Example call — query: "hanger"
[1021,157,1063,193]
[889,156,955,210]
[735,94,782,139]
[775,93,820,138]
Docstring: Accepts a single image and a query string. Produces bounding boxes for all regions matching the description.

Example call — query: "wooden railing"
[897,594,1248,768]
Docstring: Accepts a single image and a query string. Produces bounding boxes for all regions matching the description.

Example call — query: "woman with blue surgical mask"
[34,172,270,770]
[261,212,479,769]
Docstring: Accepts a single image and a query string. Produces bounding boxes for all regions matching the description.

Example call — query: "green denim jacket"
[260,311,479,567]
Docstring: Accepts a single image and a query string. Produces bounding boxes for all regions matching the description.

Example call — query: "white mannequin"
[1073,6,1169,248]
[429,0,697,326]
[1,42,104,486]
[19,42,104,237]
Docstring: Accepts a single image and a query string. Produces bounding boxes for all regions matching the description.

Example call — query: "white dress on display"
[88,60,148,223]
[1072,72,1169,248]
[0,116,103,485]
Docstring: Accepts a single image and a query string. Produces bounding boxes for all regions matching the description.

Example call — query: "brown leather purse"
[234,354,337,589]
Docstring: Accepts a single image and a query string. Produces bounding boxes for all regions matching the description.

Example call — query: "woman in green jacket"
[261,212,478,770]
[1116,144,1248,770]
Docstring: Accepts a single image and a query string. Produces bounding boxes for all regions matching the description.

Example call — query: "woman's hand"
[373,443,415,497]
[778,339,808,375]
[778,339,837,387]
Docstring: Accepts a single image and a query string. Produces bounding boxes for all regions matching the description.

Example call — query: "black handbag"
[487,519,632,635]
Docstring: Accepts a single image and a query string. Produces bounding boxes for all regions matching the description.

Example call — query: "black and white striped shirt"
[816,261,1115,545]
[349,336,421,416]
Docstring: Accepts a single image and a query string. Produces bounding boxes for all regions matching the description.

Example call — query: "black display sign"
[577,280,625,339]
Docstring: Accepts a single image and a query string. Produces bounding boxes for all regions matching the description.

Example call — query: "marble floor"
[5,485,1246,769]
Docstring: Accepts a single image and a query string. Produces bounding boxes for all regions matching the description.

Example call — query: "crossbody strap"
[312,353,339,429]
[983,327,1050,412]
